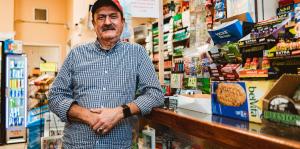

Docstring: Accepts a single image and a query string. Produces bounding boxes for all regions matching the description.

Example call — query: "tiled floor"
[0,143,26,149]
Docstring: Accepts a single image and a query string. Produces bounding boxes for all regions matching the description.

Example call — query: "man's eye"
[110,15,117,19]
[98,16,106,20]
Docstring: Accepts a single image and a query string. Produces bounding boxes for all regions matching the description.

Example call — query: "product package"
[211,80,274,123]
[263,74,300,126]
[208,19,243,45]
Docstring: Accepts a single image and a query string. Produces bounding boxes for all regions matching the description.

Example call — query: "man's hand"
[89,107,124,134]
[68,102,140,135]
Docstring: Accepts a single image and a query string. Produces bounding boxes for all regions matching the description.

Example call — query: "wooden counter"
[146,108,300,149]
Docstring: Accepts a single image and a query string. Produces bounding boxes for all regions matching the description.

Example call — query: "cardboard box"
[263,74,300,126]
[211,80,274,123]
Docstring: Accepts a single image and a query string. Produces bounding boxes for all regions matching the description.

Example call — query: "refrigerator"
[0,39,27,144]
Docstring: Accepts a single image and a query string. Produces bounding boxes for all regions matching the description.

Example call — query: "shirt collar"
[94,38,121,54]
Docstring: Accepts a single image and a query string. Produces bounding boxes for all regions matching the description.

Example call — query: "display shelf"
[173,26,189,33]
[8,97,25,99]
[6,138,26,144]
[153,41,168,46]
[171,71,184,74]
[146,108,300,149]
[238,36,277,49]
[239,69,269,78]
[173,55,183,58]
[173,37,189,43]
[268,55,300,60]
[10,77,24,79]
[135,38,146,45]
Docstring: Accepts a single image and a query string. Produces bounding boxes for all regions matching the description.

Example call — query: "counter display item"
[177,94,212,114]
[141,127,155,149]
[264,74,300,127]
[214,0,226,21]
[212,80,274,123]
[41,135,63,149]
[208,19,243,45]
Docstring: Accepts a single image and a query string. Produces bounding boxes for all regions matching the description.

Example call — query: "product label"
[277,4,294,18]
[40,63,57,72]
[246,81,274,123]
[264,111,300,126]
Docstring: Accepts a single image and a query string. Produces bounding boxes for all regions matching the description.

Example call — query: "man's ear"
[92,19,95,26]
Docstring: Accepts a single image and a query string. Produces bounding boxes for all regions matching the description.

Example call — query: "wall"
[14,0,69,66]
[257,0,278,21]
[69,0,96,49]
[132,18,155,28]
[23,45,60,74]
[0,0,14,33]
[68,0,158,49]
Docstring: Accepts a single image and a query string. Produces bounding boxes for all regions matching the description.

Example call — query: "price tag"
[188,77,197,87]
[40,63,57,72]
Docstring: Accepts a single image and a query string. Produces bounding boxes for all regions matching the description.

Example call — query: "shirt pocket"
[109,69,135,91]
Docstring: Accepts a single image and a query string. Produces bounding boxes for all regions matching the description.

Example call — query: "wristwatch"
[121,104,132,118]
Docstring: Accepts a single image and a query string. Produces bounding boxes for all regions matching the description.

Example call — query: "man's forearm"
[68,103,92,124]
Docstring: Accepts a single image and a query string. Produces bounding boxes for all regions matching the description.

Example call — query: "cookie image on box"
[216,83,246,106]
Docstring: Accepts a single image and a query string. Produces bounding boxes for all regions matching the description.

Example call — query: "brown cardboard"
[221,13,250,24]
[263,74,300,126]
[263,74,300,110]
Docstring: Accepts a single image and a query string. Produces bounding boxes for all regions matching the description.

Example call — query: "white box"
[175,94,212,114]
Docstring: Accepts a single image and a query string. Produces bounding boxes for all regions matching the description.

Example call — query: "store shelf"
[153,41,168,46]
[174,26,189,32]
[173,55,183,58]
[239,70,269,78]
[171,71,184,74]
[6,138,26,144]
[238,36,277,49]
[146,108,300,149]
[8,97,25,99]
[173,37,189,43]
[10,78,24,79]
[268,55,300,60]
[134,38,146,45]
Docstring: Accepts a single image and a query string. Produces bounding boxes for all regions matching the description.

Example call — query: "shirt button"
[103,88,106,91]
[104,70,108,74]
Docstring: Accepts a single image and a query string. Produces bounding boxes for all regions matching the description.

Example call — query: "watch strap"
[121,104,131,118]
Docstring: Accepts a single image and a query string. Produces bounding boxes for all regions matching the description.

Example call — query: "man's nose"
[104,17,112,25]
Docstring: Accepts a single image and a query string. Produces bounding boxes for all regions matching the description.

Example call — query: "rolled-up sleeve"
[48,50,76,122]
[132,46,164,116]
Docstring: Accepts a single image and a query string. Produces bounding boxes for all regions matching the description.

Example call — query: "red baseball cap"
[91,0,124,18]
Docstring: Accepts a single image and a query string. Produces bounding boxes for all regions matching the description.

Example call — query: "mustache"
[102,25,116,31]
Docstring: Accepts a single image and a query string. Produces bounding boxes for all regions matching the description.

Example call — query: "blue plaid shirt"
[48,40,164,149]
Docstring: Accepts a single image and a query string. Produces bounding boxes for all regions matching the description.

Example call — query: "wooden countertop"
[146,108,300,149]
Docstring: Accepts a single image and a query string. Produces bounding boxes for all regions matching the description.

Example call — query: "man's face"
[92,5,124,41]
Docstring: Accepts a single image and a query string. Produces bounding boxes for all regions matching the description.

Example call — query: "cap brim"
[92,0,123,17]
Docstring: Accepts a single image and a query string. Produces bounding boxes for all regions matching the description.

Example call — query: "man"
[48,0,164,148]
